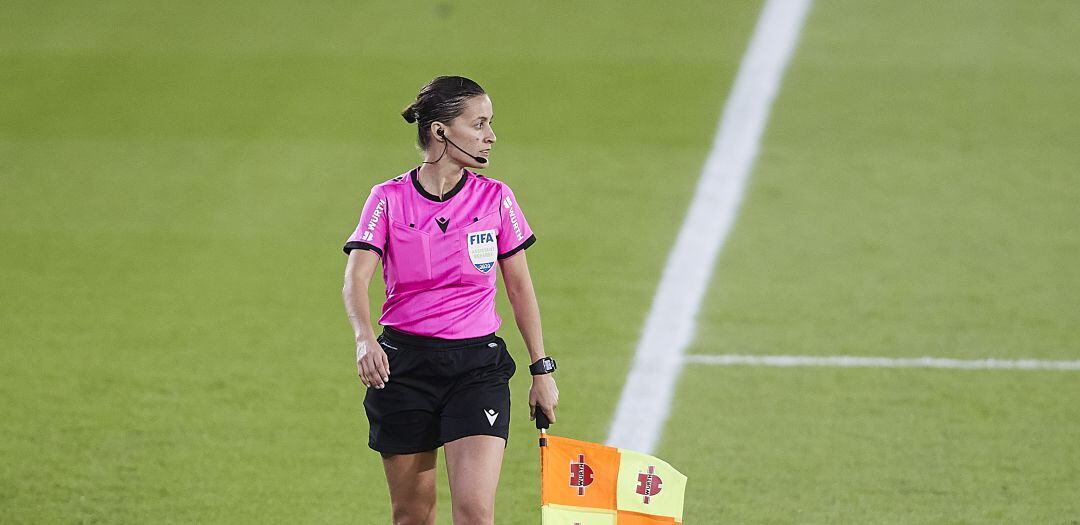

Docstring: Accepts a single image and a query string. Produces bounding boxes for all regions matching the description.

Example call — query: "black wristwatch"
[529,356,557,376]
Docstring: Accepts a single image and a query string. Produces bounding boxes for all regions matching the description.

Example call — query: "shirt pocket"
[459,211,500,285]
[387,220,432,285]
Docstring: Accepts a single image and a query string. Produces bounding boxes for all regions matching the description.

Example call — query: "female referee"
[341,76,559,525]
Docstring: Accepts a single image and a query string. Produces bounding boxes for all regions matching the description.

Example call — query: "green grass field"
[3,0,1079,523]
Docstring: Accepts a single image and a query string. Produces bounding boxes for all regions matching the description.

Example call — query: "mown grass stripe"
[685,354,1080,370]
[606,0,814,454]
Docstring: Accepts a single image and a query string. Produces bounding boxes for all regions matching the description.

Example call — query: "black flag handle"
[535,410,550,447]
[535,410,551,430]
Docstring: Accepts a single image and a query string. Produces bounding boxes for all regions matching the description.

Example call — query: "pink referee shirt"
[343,167,536,339]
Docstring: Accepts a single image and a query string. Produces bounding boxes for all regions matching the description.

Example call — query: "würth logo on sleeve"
[505,202,524,241]
[361,199,385,242]
[635,465,663,504]
[568,454,594,496]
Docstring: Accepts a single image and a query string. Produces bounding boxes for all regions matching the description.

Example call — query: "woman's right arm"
[343,249,389,389]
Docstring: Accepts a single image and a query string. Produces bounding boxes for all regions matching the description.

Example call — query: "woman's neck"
[417,162,465,199]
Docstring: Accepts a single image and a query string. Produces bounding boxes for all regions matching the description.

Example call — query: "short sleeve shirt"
[343,167,536,339]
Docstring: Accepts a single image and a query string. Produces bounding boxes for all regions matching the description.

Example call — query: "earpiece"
[431,126,486,164]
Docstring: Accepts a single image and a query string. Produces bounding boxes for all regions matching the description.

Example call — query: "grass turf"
[662,0,1080,522]
[1,0,763,522]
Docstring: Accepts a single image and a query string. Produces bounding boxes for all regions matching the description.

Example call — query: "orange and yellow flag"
[541,435,687,524]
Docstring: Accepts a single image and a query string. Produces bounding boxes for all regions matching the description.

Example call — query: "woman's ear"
[429,122,445,141]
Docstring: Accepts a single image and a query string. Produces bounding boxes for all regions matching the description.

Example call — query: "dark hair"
[401,76,486,150]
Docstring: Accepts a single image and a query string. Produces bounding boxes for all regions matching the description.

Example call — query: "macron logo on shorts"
[484,408,499,426]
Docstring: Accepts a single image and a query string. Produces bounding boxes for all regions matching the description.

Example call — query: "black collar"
[411,167,468,202]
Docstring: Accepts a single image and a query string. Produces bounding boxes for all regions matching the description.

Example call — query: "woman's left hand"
[529,374,559,423]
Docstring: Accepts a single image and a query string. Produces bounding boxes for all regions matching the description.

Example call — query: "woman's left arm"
[499,252,559,423]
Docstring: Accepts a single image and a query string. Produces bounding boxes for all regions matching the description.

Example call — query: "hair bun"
[403,76,485,149]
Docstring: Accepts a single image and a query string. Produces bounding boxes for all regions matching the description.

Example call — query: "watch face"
[531,357,556,374]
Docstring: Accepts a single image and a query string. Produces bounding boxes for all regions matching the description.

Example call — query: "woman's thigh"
[443,435,506,517]
[382,450,438,517]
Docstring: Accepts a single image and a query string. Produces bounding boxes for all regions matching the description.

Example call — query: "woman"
[341,76,559,525]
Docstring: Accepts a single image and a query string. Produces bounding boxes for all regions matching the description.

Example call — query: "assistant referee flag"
[540,434,687,524]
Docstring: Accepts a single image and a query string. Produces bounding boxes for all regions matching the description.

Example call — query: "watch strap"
[529,356,556,375]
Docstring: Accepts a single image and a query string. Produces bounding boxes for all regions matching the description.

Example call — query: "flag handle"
[535,410,551,430]
[535,410,550,447]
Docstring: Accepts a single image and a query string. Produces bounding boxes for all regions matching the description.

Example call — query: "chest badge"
[467,229,498,274]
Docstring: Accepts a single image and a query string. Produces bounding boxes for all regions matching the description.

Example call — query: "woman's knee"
[452,498,494,524]
[391,500,436,525]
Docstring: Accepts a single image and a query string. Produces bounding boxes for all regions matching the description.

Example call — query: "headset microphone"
[437,128,487,164]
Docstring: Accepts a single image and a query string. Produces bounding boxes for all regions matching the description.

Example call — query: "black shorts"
[363,326,517,455]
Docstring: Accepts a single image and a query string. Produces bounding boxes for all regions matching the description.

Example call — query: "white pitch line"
[684,354,1080,370]
[606,0,814,454]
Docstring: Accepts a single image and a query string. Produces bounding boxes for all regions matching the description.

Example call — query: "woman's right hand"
[356,337,390,389]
